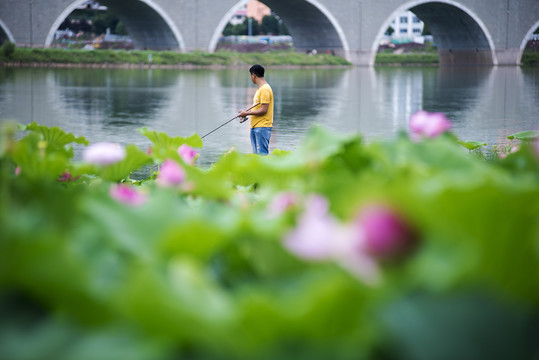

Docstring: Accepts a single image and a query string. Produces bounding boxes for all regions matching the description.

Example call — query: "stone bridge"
[1,0,538,65]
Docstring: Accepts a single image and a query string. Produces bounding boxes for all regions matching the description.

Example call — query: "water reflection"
[0,66,537,166]
[49,68,179,124]
[213,67,347,125]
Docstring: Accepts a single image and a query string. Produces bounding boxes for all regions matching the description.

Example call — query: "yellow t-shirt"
[251,84,274,128]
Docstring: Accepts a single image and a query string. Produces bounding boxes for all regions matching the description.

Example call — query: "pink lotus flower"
[83,142,126,165]
[15,166,21,176]
[354,204,418,262]
[284,199,420,284]
[409,111,451,139]
[156,159,185,187]
[284,195,341,260]
[268,192,301,216]
[109,184,147,206]
[284,195,381,284]
[178,144,199,165]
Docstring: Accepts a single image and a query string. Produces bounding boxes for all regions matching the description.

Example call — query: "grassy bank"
[375,42,439,65]
[2,43,537,67]
[521,51,539,66]
[375,52,439,65]
[377,50,539,66]
[0,44,350,67]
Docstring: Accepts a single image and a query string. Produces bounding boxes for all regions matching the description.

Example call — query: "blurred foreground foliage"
[0,121,538,360]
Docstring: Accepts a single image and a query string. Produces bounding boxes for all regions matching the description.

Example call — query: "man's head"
[249,64,265,78]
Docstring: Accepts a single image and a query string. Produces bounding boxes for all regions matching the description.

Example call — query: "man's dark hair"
[249,64,265,78]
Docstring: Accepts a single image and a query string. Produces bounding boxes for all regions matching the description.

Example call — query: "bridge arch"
[208,0,350,60]
[520,21,539,50]
[0,19,15,44]
[45,0,185,51]
[371,0,496,66]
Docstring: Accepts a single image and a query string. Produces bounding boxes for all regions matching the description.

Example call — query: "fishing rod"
[200,103,260,139]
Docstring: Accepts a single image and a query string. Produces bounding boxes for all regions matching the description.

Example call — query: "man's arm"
[238,103,269,118]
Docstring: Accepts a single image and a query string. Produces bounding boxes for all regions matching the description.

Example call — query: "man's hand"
[238,104,268,118]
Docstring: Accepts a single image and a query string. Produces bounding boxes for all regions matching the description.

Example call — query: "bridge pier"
[346,48,524,67]
[494,48,524,66]
[346,50,375,67]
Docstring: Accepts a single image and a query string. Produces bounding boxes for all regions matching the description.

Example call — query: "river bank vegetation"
[2,41,539,66]
[375,50,539,66]
[1,112,538,359]
[0,43,349,67]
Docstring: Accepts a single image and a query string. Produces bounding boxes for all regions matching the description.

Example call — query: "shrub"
[521,51,539,66]
[0,41,15,59]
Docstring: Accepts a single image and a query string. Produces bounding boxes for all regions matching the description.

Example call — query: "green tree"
[92,13,119,35]
[0,41,15,58]
[224,18,260,36]
[245,17,260,36]
[115,22,128,36]
[222,22,235,36]
[261,15,279,35]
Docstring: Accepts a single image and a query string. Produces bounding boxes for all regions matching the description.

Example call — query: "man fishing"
[238,64,274,155]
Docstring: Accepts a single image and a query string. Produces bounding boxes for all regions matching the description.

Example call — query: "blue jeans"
[250,127,272,155]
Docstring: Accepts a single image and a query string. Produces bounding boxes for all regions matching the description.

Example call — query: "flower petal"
[156,159,185,187]
[178,144,199,165]
[409,111,451,138]
[83,142,126,165]
[109,184,147,206]
[355,204,418,261]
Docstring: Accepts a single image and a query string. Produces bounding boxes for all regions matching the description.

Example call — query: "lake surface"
[1,66,538,166]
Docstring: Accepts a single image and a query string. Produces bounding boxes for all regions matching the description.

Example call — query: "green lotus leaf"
[458,140,487,150]
[23,121,89,147]
[506,130,539,141]
[138,127,203,157]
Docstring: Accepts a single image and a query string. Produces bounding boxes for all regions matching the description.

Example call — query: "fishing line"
[200,103,260,139]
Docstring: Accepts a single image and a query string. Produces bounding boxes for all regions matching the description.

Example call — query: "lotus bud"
[355,204,418,262]
[178,144,199,165]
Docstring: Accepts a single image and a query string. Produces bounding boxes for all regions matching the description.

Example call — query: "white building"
[230,8,247,25]
[388,11,425,43]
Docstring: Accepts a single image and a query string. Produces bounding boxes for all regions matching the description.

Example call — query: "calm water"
[1,66,538,166]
